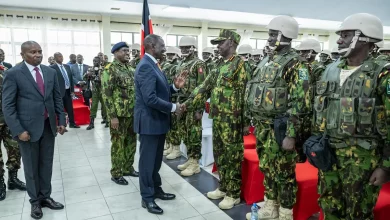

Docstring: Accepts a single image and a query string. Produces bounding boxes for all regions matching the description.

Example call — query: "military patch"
[298,68,309,80]
[387,78,390,95]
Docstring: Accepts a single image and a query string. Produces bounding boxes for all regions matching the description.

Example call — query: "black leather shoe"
[41,198,64,210]
[101,119,106,124]
[142,200,163,215]
[154,192,176,200]
[111,176,128,185]
[31,204,43,219]
[123,170,139,177]
[69,124,80,128]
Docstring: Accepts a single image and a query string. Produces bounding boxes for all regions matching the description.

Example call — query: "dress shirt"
[24,61,44,83]
[57,63,70,89]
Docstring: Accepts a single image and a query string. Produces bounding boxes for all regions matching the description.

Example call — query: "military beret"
[211,29,241,45]
[111,42,130,54]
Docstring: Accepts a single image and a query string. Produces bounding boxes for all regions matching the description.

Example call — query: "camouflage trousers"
[318,146,380,220]
[0,125,21,177]
[255,122,298,209]
[110,117,137,178]
[183,111,202,160]
[213,117,243,198]
[90,86,107,119]
[166,113,182,146]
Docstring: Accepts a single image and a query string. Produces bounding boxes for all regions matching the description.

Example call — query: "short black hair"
[93,56,100,60]
[21,41,39,52]
[144,34,162,50]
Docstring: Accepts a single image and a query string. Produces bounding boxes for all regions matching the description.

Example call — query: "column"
[199,21,208,58]
[101,14,111,60]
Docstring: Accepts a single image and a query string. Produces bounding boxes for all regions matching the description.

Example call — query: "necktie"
[60,65,70,87]
[34,67,48,119]
[79,64,82,77]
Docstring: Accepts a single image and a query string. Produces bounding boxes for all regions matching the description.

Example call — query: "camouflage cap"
[211,29,241,45]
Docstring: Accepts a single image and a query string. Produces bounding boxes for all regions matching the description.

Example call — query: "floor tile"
[64,185,103,205]
[185,195,220,215]
[4,189,26,200]
[62,174,97,191]
[0,198,24,217]
[61,166,93,179]
[0,214,22,220]
[87,216,113,220]
[112,208,159,220]
[202,210,233,220]
[105,192,141,213]
[66,199,110,220]
[185,216,205,220]
[60,158,90,170]
[59,152,88,162]
[171,182,202,199]
[153,198,200,220]
[162,173,187,185]
[84,148,111,158]
[99,181,138,198]
[21,209,67,220]
[51,179,64,193]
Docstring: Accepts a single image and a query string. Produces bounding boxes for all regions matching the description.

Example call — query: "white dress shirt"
[145,53,179,112]
[24,61,44,83]
[57,63,70,89]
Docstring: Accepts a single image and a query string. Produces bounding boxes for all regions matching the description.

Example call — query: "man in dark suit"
[70,54,89,105]
[0,49,13,70]
[50,52,80,128]
[2,41,67,219]
[134,34,187,215]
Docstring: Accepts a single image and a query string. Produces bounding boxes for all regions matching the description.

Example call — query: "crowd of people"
[0,11,390,220]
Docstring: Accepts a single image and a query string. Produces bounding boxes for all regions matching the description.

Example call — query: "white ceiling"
[1,0,389,33]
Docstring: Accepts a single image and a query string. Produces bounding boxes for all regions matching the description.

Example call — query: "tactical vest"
[174,58,203,101]
[245,50,298,120]
[314,58,388,149]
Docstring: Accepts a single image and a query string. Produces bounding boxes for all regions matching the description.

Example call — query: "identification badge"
[299,68,309,81]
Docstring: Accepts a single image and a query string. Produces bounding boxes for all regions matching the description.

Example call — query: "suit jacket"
[71,63,88,85]
[50,64,74,97]
[2,62,66,142]
[2,62,12,70]
[134,55,177,135]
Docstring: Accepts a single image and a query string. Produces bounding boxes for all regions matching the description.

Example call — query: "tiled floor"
[0,115,234,220]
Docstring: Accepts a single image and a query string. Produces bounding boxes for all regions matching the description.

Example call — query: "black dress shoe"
[31,204,43,219]
[41,198,64,210]
[142,200,163,215]
[123,170,139,177]
[111,176,128,185]
[154,192,176,200]
[69,124,80,128]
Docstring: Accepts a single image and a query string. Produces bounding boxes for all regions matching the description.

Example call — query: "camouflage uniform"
[246,48,306,209]
[314,56,390,219]
[185,30,251,200]
[84,66,107,120]
[129,57,141,69]
[205,58,216,75]
[101,59,137,178]
[377,54,390,61]
[173,53,207,160]
[0,66,21,178]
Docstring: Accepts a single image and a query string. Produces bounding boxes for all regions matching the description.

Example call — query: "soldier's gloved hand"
[369,168,390,186]
[195,112,202,121]
[243,126,251,136]
[18,131,30,142]
[282,137,295,151]
[111,118,119,130]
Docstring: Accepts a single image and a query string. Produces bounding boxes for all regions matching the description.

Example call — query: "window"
[165,34,198,47]
[0,28,13,64]
[207,36,217,48]
[250,39,268,49]
[110,32,141,61]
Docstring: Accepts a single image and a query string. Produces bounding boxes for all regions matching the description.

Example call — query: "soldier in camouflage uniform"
[245,16,303,220]
[85,56,106,130]
[213,48,220,62]
[238,44,257,72]
[182,29,251,209]
[97,52,111,126]
[312,13,390,219]
[331,47,340,61]
[202,47,216,73]
[162,47,181,155]
[251,49,264,66]
[101,42,139,185]
[129,43,141,69]
[319,50,334,67]
[377,43,390,61]
[168,36,208,178]
[0,64,27,201]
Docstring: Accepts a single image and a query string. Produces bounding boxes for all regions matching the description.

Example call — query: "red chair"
[72,86,90,125]
[241,149,265,204]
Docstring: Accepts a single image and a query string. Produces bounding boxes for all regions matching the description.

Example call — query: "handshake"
[175,103,187,117]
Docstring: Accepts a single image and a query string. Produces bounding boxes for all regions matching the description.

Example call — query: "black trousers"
[139,134,166,202]
[18,119,55,205]
[63,89,76,125]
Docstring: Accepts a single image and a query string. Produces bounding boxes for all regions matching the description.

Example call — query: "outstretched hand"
[173,70,189,89]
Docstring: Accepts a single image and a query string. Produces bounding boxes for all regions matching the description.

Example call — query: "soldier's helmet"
[179,36,197,47]
[203,47,214,54]
[237,44,253,55]
[336,13,383,57]
[296,39,322,53]
[321,50,332,57]
[266,15,299,39]
[132,43,141,51]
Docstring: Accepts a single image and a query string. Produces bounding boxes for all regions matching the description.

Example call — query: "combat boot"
[163,144,172,156]
[180,159,200,176]
[207,188,226,200]
[218,196,240,210]
[0,177,6,201]
[278,207,293,220]
[177,159,191,171]
[8,170,27,191]
[101,118,106,124]
[86,117,94,130]
[166,145,181,160]
[105,122,109,128]
[246,199,279,220]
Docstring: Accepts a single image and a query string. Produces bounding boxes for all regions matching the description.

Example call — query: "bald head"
[21,41,40,53]
[144,34,161,51]
[54,52,64,64]
[20,41,42,66]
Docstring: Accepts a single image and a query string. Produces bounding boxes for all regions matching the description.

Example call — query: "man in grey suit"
[2,41,67,219]
[70,54,89,105]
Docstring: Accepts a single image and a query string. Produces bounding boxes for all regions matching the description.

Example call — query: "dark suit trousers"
[63,89,76,125]
[18,119,55,205]
[139,134,166,202]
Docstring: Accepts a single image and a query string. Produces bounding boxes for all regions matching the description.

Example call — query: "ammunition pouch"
[303,135,337,171]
